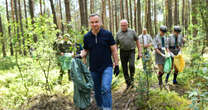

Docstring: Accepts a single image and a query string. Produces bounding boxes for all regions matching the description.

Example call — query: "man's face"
[174,31,179,36]
[89,16,101,31]
[143,29,147,35]
[120,21,128,32]
[160,31,165,36]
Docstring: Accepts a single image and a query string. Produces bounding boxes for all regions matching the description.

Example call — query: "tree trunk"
[154,0,157,35]
[84,0,88,29]
[184,0,190,33]
[125,0,129,21]
[174,0,179,25]
[192,0,198,37]
[6,0,14,56]
[129,0,133,28]
[40,0,43,15]
[23,0,28,55]
[120,0,124,19]
[59,0,64,34]
[111,0,115,34]
[90,0,94,14]
[64,0,71,23]
[137,0,142,34]
[49,0,58,29]
[166,0,172,32]
[0,14,7,57]
[146,0,153,36]
[108,0,112,32]
[114,0,119,32]
[29,0,37,42]
[134,0,137,32]
[18,0,26,55]
[101,0,107,29]
[14,0,22,54]
[78,0,88,29]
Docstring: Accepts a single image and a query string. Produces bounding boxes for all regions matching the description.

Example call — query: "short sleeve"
[115,33,119,44]
[108,32,116,46]
[148,35,153,44]
[83,35,89,50]
[133,30,138,41]
[153,37,158,49]
[165,37,169,48]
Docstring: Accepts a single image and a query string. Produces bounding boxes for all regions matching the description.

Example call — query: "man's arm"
[110,44,119,66]
[136,40,142,57]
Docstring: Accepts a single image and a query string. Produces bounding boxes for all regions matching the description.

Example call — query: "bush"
[136,89,191,110]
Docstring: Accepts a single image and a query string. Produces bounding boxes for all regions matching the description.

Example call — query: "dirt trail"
[22,82,188,110]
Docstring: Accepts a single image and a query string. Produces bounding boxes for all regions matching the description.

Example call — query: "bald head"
[120,19,128,32]
[142,28,147,35]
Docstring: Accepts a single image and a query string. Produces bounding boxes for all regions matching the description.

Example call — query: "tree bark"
[120,0,124,19]
[108,0,112,32]
[64,0,71,23]
[114,0,119,32]
[134,0,137,32]
[78,0,88,29]
[0,14,7,57]
[49,0,58,29]
[192,0,198,37]
[101,0,107,29]
[14,0,22,54]
[174,0,179,25]
[6,0,14,56]
[90,0,94,14]
[166,0,173,32]
[29,0,37,42]
[59,0,64,34]
[40,0,43,15]
[125,0,129,22]
[137,0,142,34]
[146,0,153,36]
[129,0,133,28]
[18,0,26,55]
[154,0,157,35]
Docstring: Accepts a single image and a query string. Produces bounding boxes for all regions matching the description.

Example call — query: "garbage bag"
[174,54,185,72]
[164,57,172,73]
[70,58,93,109]
[58,54,72,70]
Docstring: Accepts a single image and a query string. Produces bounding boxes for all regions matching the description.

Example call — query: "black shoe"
[173,80,178,85]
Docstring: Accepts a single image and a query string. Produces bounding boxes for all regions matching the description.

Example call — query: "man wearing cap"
[116,19,142,89]
[165,26,184,85]
[153,25,170,90]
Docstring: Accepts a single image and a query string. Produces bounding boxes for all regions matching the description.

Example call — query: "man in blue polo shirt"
[80,14,119,110]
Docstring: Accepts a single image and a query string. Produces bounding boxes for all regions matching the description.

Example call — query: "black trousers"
[120,49,135,87]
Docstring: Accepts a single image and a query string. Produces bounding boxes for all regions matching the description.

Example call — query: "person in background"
[53,35,72,84]
[115,19,142,89]
[138,28,153,75]
[153,26,170,90]
[165,26,184,85]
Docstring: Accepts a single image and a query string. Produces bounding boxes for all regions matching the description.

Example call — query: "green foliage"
[145,89,191,110]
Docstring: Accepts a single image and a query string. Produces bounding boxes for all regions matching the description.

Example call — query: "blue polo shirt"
[83,28,116,73]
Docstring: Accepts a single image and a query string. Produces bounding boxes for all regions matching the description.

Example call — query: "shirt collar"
[90,28,103,36]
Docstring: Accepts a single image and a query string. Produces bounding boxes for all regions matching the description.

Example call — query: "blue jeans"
[91,66,113,110]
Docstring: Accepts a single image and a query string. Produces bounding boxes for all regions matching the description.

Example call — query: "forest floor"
[20,78,190,110]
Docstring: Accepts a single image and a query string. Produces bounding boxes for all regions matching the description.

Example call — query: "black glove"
[137,56,140,60]
[114,65,120,76]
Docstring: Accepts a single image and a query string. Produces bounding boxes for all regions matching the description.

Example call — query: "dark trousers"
[120,49,135,87]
